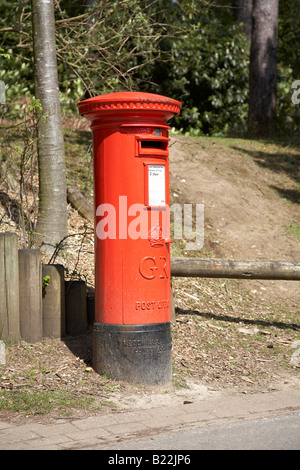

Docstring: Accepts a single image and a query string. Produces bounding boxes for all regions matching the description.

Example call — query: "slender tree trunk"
[31,0,67,253]
[248,0,279,136]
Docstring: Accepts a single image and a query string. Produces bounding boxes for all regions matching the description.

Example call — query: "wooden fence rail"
[171,258,300,281]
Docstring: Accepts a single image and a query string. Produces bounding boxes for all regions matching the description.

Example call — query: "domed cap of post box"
[77,91,182,123]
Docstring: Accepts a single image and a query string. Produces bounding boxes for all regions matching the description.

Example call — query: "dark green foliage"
[278,0,300,77]
[0,0,299,135]
[147,18,250,135]
[276,0,300,134]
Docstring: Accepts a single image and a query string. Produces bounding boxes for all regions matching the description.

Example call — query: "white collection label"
[148,165,165,206]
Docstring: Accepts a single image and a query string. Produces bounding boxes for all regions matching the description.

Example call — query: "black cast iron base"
[93,322,172,385]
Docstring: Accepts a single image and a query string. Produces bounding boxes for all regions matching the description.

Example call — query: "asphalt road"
[107,412,300,450]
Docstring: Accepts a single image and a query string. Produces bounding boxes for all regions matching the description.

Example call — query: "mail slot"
[78,92,181,385]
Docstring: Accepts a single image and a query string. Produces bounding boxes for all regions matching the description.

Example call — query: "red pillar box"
[78,92,181,385]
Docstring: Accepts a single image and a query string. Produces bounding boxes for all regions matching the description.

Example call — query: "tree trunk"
[31,0,68,253]
[248,0,279,136]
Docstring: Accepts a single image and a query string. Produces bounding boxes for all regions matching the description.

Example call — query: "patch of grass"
[0,390,95,416]
[100,399,118,409]
[104,384,120,392]
[172,378,189,389]
[288,220,300,240]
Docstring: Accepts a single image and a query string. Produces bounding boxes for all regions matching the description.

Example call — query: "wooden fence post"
[42,264,66,338]
[19,249,43,343]
[0,233,20,341]
[65,280,87,336]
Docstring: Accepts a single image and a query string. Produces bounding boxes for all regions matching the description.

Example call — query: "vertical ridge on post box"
[42,264,66,338]
[19,249,43,343]
[0,233,20,342]
[78,91,181,385]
